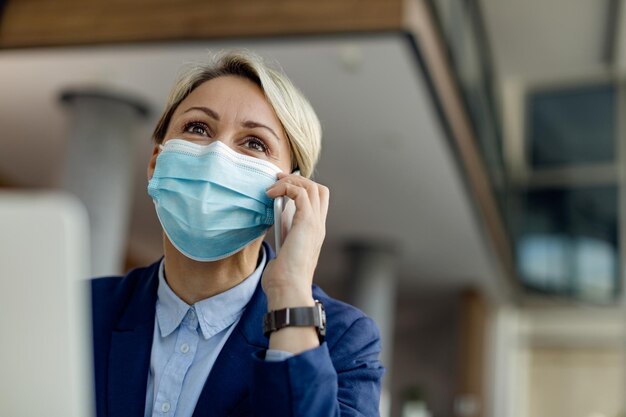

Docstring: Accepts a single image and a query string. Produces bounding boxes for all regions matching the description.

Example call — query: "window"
[527,84,615,169]
[515,186,619,302]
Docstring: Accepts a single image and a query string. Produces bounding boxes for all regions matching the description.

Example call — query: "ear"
[147,145,160,180]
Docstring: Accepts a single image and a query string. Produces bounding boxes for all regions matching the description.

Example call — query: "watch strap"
[263,300,326,341]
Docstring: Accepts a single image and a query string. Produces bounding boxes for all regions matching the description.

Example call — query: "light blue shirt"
[144,246,292,417]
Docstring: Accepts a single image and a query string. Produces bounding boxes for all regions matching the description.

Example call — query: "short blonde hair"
[152,51,321,178]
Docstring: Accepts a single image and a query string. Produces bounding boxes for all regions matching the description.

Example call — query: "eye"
[183,121,210,136]
[243,137,269,153]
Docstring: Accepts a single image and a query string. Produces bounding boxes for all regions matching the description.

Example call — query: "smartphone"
[273,171,299,253]
[274,196,297,253]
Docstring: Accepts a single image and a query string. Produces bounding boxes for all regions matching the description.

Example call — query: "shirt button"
[161,402,171,413]
[180,343,190,354]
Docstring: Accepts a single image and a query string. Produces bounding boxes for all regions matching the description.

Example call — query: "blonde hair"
[152,51,321,178]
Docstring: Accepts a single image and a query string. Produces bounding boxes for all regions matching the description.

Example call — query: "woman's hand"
[262,172,329,353]
[263,172,329,309]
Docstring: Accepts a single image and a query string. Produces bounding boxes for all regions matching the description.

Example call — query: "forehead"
[174,75,278,122]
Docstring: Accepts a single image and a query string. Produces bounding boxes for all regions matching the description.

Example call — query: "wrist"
[268,327,319,354]
[265,286,315,311]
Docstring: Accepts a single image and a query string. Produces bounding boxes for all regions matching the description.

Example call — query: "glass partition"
[515,186,619,303]
[428,0,622,303]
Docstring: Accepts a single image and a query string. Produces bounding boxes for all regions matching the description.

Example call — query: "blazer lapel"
[192,245,273,417]
[108,264,160,417]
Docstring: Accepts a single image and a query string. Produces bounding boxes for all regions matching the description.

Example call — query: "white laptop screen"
[0,191,94,417]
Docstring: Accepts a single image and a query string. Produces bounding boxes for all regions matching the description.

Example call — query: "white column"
[60,89,149,277]
[345,242,398,417]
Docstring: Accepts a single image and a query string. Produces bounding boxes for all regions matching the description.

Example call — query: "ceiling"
[480,0,613,83]
[0,33,507,301]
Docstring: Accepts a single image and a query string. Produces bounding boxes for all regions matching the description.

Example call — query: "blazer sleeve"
[251,316,385,417]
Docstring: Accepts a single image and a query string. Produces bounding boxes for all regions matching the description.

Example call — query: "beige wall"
[528,346,624,417]
[488,305,626,417]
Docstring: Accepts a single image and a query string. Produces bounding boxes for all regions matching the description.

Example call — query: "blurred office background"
[1,0,625,416]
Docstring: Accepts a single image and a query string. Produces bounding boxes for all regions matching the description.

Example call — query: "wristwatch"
[263,299,326,342]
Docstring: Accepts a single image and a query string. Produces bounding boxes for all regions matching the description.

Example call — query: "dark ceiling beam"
[0,0,402,48]
[0,0,5,24]
[603,0,622,67]
[404,0,516,292]
[0,171,16,188]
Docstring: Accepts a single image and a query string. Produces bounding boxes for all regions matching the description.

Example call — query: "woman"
[91,51,384,417]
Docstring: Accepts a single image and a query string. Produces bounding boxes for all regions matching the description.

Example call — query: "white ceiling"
[0,34,507,301]
[481,0,612,83]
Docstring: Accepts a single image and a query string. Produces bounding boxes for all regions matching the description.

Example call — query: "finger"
[267,182,313,218]
[318,184,330,221]
[268,176,329,221]
[270,175,320,211]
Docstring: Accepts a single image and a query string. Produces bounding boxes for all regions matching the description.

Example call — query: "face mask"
[147,139,282,261]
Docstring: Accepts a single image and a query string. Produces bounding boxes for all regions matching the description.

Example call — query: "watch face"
[316,301,327,337]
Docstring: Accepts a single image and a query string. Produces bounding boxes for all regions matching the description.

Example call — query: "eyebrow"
[242,121,281,142]
[183,106,220,120]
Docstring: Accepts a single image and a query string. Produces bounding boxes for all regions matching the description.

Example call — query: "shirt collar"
[156,246,267,340]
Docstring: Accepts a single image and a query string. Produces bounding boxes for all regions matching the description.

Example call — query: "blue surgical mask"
[147,139,282,261]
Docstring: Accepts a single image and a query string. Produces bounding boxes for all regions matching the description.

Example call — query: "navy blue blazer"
[91,245,384,417]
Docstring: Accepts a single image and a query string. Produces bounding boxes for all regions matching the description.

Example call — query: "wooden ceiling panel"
[0,0,402,48]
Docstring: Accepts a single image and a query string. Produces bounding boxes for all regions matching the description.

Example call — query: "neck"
[163,236,264,305]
